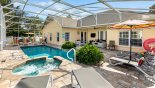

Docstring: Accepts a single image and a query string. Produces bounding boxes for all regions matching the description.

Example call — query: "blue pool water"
[13,45,74,76]
[12,58,61,76]
[21,45,74,61]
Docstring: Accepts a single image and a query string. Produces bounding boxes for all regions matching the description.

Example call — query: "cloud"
[13,2,23,7]
[43,10,57,15]
[37,1,53,6]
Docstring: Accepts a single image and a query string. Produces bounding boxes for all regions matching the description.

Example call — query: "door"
[99,31,107,40]
[81,32,83,42]
[84,32,87,42]
[81,32,87,42]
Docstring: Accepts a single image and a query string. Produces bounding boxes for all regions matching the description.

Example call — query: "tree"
[0,0,43,37]
[0,0,12,14]
[149,4,155,14]
[0,0,11,6]
[67,14,72,18]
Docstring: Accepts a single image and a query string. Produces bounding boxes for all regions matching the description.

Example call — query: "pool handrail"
[67,48,76,63]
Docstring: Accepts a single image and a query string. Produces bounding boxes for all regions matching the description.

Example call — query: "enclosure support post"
[0,5,3,51]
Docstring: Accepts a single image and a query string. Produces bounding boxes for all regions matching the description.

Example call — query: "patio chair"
[14,75,52,88]
[71,67,114,88]
[80,41,86,46]
[107,40,116,50]
[75,40,81,46]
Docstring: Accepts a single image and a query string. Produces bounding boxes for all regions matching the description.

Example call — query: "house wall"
[42,19,155,53]
[86,28,107,42]
[42,21,63,45]
[107,27,155,52]
[87,29,98,41]
[62,28,79,43]
[42,20,79,45]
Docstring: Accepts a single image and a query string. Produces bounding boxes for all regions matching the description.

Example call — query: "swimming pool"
[12,58,61,76]
[21,45,74,61]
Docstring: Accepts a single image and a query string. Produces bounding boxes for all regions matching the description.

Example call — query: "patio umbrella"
[111,20,153,63]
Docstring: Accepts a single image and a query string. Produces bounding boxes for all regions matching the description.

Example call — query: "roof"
[45,10,151,28]
[46,16,78,27]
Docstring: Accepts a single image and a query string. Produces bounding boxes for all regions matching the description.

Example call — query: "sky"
[12,0,155,20]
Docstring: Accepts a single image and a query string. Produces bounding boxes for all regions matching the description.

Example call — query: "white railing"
[67,48,76,63]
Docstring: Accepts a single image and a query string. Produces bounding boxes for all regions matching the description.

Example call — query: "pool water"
[12,58,61,76]
[21,45,74,61]
[12,45,74,76]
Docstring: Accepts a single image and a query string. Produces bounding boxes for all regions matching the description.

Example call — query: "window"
[57,32,59,42]
[119,31,129,45]
[119,31,142,46]
[65,32,70,41]
[50,33,52,41]
[131,31,142,46]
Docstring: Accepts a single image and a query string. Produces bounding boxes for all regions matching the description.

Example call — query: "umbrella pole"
[129,27,132,63]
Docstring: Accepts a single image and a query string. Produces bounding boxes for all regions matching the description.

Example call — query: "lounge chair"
[116,51,140,61]
[107,40,116,50]
[109,57,155,81]
[14,75,52,88]
[109,57,138,66]
[71,67,114,88]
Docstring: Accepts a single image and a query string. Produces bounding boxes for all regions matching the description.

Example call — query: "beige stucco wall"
[42,21,63,45]
[42,20,80,45]
[87,29,98,42]
[80,26,107,42]
[107,27,155,52]
[143,27,155,41]
[86,28,107,42]
[62,28,79,43]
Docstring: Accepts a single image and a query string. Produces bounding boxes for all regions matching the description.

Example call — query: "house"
[42,10,155,52]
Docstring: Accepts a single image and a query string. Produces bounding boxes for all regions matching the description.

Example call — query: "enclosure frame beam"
[14,0,81,17]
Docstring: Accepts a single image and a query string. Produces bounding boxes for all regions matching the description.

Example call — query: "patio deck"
[0,45,155,88]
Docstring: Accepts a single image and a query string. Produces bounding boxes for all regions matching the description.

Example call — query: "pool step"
[31,56,48,60]
[53,56,63,63]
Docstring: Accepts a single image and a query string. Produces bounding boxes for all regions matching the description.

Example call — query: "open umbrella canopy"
[151,23,155,27]
[111,20,153,29]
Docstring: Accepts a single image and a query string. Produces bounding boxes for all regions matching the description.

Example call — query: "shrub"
[61,42,76,49]
[76,44,104,65]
